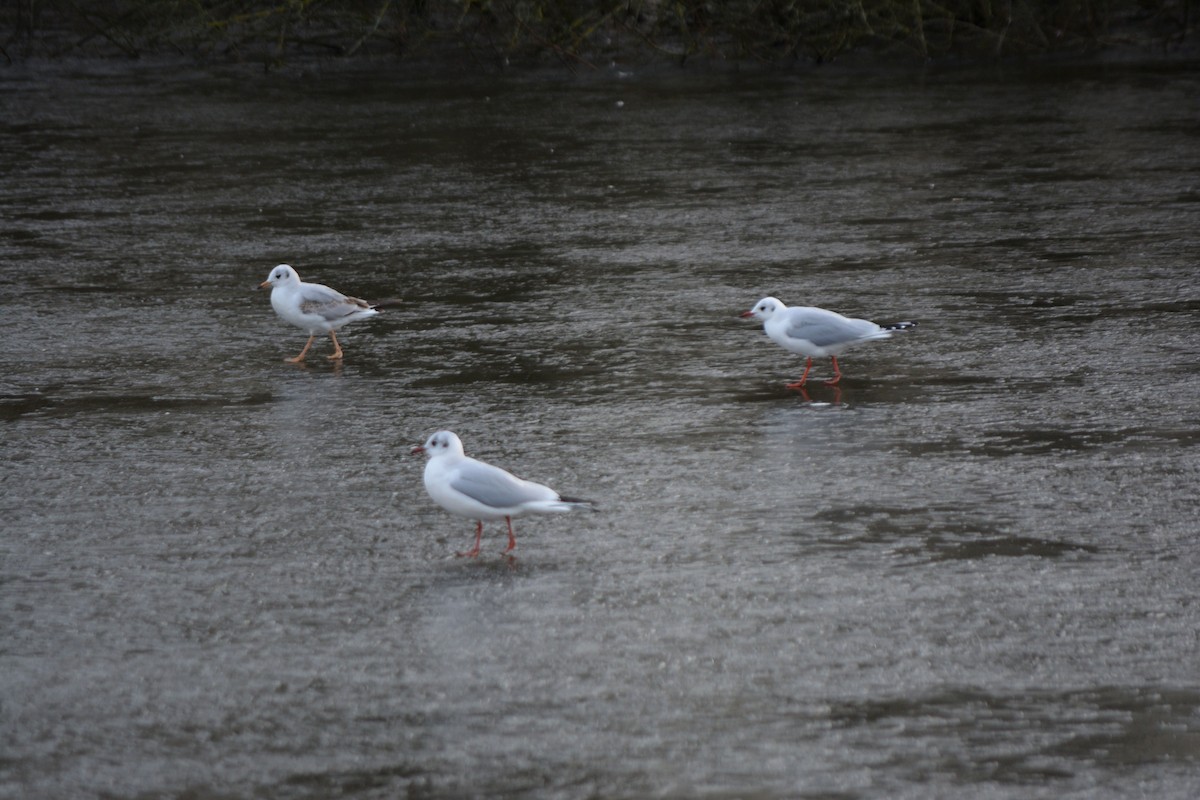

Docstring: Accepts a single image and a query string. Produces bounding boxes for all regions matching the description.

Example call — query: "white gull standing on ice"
[258,264,389,362]
[412,430,593,558]
[741,296,916,388]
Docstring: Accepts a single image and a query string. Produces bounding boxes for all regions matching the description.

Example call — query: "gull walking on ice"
[412,430,593,557]
[258,264,390,362]
[741,296,916,388]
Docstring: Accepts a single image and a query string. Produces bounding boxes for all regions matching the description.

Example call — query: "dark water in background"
[1,57,1199,799]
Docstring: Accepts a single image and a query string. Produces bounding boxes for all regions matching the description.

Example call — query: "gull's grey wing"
[783,308,880,347]
[298,282,372,321]
[450,460,556,510]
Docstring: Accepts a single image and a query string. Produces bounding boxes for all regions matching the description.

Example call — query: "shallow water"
[2,58,1199,799]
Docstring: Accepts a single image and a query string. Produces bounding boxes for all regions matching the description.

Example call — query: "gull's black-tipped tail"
[882,321,918,332]
[369,298,404,310]
[559,495,599,512]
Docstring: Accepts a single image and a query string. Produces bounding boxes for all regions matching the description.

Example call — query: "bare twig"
[346,0,393,56]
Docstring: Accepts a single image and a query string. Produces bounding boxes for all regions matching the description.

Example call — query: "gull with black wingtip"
[413,430,594,558]
[258,264,393,363]
[741,296,916,388]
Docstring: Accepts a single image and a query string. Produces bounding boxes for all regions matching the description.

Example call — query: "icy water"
[2,57,1199,799]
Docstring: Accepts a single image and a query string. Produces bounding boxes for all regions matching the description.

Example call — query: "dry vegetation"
[3,0,1195,66]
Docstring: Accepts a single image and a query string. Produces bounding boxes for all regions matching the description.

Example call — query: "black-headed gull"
[258,264,388,362]
[412,430,593,558]
[741,296,916,388]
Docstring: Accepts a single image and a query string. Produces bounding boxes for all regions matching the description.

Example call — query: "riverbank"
[3,0,1196,70]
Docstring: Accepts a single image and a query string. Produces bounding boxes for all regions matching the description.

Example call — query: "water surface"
[2,58,1199,799]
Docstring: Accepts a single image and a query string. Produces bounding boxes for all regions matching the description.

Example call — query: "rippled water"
[2,58,1199,799]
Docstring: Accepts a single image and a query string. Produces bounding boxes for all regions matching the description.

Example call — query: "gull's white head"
[259,264,300,290]
[411,430,465,459]
[740,296,785,322]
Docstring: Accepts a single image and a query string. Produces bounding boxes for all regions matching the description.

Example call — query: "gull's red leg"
[327,331,344,360]
[824,356,843,385]
[502,516,517,554]
[286,335,315,363]
[457,521,484,558]
[785,357,813,389]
